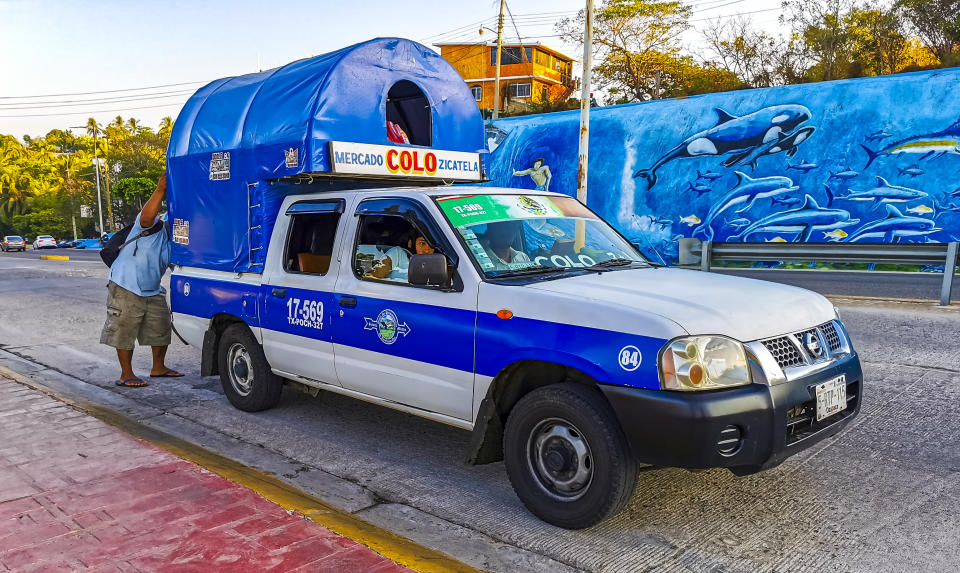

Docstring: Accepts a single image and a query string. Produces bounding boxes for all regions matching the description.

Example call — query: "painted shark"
[787,159,819,172]
[861,117,960,169]
[731,195,858,242]
[692,171,798,239]
[633,104,812,188]
[846,204,940,242]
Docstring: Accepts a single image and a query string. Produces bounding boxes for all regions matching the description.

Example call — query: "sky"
[0,0,784,139]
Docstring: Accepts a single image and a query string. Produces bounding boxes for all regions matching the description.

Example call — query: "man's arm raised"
[139,172,167,228]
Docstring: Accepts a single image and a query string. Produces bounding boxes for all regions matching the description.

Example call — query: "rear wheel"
[217,323,283,412]
[503,383,639,529]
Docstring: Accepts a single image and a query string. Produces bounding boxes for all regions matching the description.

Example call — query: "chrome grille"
[821,322,842,352]
[761,321,846,370]
[761,336,804,369]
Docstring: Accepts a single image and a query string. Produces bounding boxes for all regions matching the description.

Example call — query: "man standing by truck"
[100,173,183,387]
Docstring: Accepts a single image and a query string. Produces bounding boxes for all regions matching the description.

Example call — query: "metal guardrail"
[678,238,960,306]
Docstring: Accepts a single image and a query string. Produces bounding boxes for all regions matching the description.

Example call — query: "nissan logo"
[803,331,822,358]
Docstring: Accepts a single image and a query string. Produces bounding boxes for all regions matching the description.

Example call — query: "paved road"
[0,255,958,572]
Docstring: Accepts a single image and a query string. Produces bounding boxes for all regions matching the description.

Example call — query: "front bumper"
[599,351,862,474]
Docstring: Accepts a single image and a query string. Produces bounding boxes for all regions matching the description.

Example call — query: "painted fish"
[692,171,798,239]
[687,181,712,195]
[828,168,859,181]
[787,159,819,172]
[731,195,858,242]
[823,229,849,241]
[680,215,701,225]
[861,116,960,169]
[726,217,751,229]
[633,104,812,188]
[771,196,801,207]
[696,169,723,181]
[650,215,674,227]
[865,129,893,142]
[905,205,934,215]
[726,126,817,169]
[837,176,928,207]
[846,204,940,242]
[897,164,925,177]
[935,201,960,213]
[766,236,788,242]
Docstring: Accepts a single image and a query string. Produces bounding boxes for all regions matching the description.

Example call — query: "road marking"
[0,364,480,573]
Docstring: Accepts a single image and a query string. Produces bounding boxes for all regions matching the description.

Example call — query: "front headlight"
[659,335,751,391]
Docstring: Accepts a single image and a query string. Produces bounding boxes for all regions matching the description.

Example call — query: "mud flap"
[466,397,504,465]
[201,328,219,377]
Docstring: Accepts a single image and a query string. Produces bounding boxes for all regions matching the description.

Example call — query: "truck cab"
[166,38,861,529]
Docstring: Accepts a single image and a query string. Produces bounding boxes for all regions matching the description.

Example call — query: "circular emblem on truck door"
[618,345,642,371]
[803,331,822,358]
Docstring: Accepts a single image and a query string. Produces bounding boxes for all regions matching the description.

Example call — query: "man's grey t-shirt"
[108,215,170,297]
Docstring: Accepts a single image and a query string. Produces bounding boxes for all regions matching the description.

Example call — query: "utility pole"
[575,0,594,252]
[92,157,104,236]
[492,0,506,120]
[102,137,114,232]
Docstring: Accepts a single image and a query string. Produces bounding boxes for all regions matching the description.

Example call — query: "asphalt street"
[0,253,958,572]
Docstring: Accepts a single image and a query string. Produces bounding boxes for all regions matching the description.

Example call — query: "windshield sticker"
[209,152,230,181]
[438,194,573,227]
[364,309,411,345]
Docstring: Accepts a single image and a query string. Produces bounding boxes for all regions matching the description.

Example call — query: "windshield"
[436,194,646,277]
[5,236,23,241]
[38,236,53,239]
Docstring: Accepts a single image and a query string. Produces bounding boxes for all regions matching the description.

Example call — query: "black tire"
[503,383,639,529]
[217,323,283,412]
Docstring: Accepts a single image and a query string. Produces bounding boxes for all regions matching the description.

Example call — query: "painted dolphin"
[692,171,798,239]
[828,168,859,181]
[861,116,960,169]
[731,195,858,242]
[846,204,940,242]
[726,126,817,168]
[633,104,812,187]
[787,159,819,172]
[837,176,928,207]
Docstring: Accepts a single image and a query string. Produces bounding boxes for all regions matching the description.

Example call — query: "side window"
[354,214,433,285]
[284,211,342,275]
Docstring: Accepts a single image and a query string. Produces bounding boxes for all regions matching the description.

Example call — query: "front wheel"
[503,383,640,529]
[217,323,283,412]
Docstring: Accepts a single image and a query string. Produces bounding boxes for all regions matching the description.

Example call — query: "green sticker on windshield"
[438,194,566,227]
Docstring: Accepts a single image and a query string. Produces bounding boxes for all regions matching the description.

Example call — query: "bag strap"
[119,220,166,252]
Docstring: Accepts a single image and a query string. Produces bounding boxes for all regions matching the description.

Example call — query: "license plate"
[815,375,847,421]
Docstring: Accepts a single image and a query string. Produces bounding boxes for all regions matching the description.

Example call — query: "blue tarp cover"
[167,38,485,273]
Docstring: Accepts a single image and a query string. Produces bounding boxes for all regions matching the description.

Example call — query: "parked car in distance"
[1,236,26,252]
[57,239,81,248]
[32,235,57,249]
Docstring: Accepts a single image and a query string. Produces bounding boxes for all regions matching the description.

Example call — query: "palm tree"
[126,117,141,135]
[158,116,174,139]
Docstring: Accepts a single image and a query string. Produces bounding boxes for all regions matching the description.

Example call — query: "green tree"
[896,0,960,64]
[11,208,70,240]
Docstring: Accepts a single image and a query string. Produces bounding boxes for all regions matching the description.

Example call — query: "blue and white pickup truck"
[170,187,862,529]
[165,38,862,528]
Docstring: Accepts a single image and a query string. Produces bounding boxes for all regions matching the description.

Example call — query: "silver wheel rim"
[526,417,594,500]
[227,342,254,397]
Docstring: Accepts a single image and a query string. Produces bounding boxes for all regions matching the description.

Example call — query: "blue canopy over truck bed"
[166,38,486,273]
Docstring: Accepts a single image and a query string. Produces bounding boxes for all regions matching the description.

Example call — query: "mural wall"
[484,68,960,262]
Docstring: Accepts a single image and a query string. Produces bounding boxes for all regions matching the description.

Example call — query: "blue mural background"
[484,68,960,262]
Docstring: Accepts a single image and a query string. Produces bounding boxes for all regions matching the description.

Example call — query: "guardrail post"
[940,242,958,306]
[700,240,713,272]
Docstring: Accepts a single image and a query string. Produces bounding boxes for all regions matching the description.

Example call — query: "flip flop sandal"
[150,369,184,378]
[116,378,148,387]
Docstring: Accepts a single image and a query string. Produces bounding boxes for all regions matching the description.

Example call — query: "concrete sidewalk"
[0,373,410,572]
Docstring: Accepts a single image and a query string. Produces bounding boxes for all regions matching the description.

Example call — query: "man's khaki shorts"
[100,282,172,350]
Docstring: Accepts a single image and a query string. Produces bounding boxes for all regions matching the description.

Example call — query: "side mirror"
[409,253,452,287]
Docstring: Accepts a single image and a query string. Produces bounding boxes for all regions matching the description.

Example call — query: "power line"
[0,101,186,119]
[0,90,196,110]
[0,80,207,100]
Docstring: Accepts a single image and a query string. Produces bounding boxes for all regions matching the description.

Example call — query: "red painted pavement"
[0,374,411,572]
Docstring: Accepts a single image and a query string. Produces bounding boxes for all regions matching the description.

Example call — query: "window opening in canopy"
[386,80,432,147]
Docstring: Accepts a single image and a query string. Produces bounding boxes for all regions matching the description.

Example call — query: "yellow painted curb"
[0,365,480,573]
[40,255,69,261]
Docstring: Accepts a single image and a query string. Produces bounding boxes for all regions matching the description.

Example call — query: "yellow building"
[436,42,578,115]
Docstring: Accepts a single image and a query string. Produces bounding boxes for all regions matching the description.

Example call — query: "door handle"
[338,296,357,308]
[271,288,287,298]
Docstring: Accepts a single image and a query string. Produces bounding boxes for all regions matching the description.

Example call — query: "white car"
[32,235,57,249]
